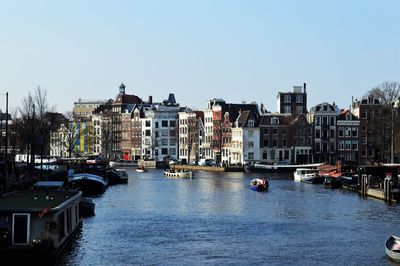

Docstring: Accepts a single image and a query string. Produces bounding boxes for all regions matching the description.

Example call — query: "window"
[248,153,254,160]
[271,118,279,125]
[263,139,269,147]
[169,148,176,155]
[352,142,358,150]
[282,129,287,135]
[330,129,335,138]
[345,140,351,150]
[338,128,344,137]
[330,117,335,126]
[155,122,159,128]
[145,130,151,136]
[273,128,278,135]
[338,140,344,150]
[315,129,320,139]
[161,130,168,136]
[162,120,168,127]
[296,95,303,103]
[248,120,254,127]
[170,139,176,145]
[248,142,254,148]
[284,150,289,160]
[272,138,278,147]
[262,150,268,159]
[170,121,176,127]
[284,95,291,103]
[170,130,176,137]
[316,117,321,126]
[248,130,253,137]
[322,117,328,126]
[296,106,303,114]
[264,128,269,135]
[361,110,367,119]
[284,106,291,114]
[145,121,151,127]
[161,139,168,145]
[12,213,30,245]
[161,148,168,155]
[352,128,358,137]
[270,150,275,160]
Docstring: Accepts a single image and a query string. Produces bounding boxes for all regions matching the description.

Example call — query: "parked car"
[198,159,216,166]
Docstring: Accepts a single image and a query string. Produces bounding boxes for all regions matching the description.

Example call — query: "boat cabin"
[0,190,82,259]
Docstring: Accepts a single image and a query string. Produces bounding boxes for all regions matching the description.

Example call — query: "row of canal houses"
[49,82,399,166]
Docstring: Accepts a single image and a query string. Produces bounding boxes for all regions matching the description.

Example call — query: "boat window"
[12,213,30,245]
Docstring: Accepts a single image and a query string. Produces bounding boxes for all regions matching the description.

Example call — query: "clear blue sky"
[1,0,399,114]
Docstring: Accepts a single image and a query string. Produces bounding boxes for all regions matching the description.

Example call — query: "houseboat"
[0,190,82,260]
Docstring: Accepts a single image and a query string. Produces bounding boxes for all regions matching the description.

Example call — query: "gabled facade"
[352,97,384,164]
[259,114,292,164]
[230,111,260,165]
[290,114,313,164]
[111,83,143,159]
[141,95,180,161]
[336,109,360,164]
[308,102,339,164]
[178,110,203,164]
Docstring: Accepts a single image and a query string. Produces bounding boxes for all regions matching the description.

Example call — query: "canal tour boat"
[250,178,269,192]
[68,173,108,196]
[293,168,324,184]
[386,235,400,262]
[164,169,193,179]
[0,190,82,260]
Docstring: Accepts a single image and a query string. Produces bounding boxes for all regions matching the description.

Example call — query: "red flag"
[39,208,48,218]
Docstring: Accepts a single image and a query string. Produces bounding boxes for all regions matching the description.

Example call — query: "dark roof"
[290,114,310,126]
[45,112,68,130]
[113,94,143,105]
[337,109,358,120]
[221,103,260,123]
[93,100,113,114]
[236,110,259,127]
[259,114,291,126]
[0,190,81,212]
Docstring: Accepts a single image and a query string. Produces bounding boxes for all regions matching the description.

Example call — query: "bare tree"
[100,115,112,159]
[366,81,400,107]
[366,81,400,162]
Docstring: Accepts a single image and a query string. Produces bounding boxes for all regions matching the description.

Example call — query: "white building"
[50,123,70,158]
[141,100,180,161]
[178,110,204,164]
[230,111,260,165]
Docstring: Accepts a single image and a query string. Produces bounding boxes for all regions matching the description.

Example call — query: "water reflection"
[58,169,400,265]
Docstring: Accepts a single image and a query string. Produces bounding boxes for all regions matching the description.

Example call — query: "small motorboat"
[386,235,400,262]
[250,178,269,192]
[136,166,147,173]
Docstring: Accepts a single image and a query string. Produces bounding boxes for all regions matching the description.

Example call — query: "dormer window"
[248,120,254,127]
[271,117,279,125]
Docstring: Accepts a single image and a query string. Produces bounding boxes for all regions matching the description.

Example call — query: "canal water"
[59,169,400,265]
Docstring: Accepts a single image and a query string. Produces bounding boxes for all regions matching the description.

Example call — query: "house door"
[279,150,283,162]
[12,213,30,245]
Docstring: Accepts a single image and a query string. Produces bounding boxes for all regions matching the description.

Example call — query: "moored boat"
[115,168,129,184]
[68,173,108,196]
[136,166,147,173]
[250,178,269,191]
[386,235,400,262]
[293,168,324,184]
[0,190,82,261]
[164,170,193,179]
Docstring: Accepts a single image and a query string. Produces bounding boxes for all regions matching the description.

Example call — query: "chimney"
[148,95,153,104]
[303,83,307,93]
